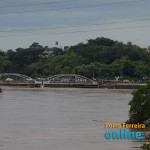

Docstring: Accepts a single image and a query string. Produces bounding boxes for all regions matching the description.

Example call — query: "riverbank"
[1,86,135,93]
[99,83,146,89]
[0,82,146,89]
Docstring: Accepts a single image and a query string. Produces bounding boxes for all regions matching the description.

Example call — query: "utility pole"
[93,69,95,79]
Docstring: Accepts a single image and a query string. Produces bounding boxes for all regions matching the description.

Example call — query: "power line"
[0,0,148,15]
[0,0,81,9]
[1,18,150,33]
[0,24,150,38]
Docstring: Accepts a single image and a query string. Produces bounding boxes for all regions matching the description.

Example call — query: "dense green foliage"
[0,37,150,79]
[127,83,150,124]
[141,141,150,150]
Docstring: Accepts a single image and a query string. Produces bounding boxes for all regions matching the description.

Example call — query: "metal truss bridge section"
[48,74,97,85]
[0,73,35,83]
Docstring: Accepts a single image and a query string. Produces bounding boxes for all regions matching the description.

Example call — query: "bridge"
[0,73,35,83]
[0,73,98,87]
[48,74,97,85]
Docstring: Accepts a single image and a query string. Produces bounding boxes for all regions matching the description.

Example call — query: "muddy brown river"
[0,88,144,150]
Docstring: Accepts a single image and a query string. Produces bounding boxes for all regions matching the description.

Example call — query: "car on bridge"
[6,78,13,81]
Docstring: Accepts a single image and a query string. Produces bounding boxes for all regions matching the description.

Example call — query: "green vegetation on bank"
[127,83,150,124]
[126,83,150,150]
[0,37,150,79]
[141,141,150,150]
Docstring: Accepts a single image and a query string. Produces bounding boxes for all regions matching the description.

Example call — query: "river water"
[0,88,143,150]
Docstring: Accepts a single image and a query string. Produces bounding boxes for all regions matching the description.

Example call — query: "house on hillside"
[147,46,150,52]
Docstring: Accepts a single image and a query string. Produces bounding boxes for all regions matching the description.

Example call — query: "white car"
[123,80,130,83]
[6,78,13,81]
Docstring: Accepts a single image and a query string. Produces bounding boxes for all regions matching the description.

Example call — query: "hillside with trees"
[0,37,150,80]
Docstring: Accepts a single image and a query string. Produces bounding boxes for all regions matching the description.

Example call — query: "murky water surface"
[0,88,143,150]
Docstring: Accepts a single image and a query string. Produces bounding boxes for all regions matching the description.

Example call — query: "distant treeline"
[0,37,150,80]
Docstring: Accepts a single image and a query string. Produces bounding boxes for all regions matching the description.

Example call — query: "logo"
[105,123,145,140]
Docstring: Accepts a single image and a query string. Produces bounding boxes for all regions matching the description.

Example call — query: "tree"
[88,37,116,46]
[134,61,149,78]
[141,141,150,150]
[55,41,59,46]
[127,83,150,124]
[29,42,43,49]
[74,63,96,78]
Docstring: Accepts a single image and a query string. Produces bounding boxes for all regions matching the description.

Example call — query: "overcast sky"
[0,0,150,51]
